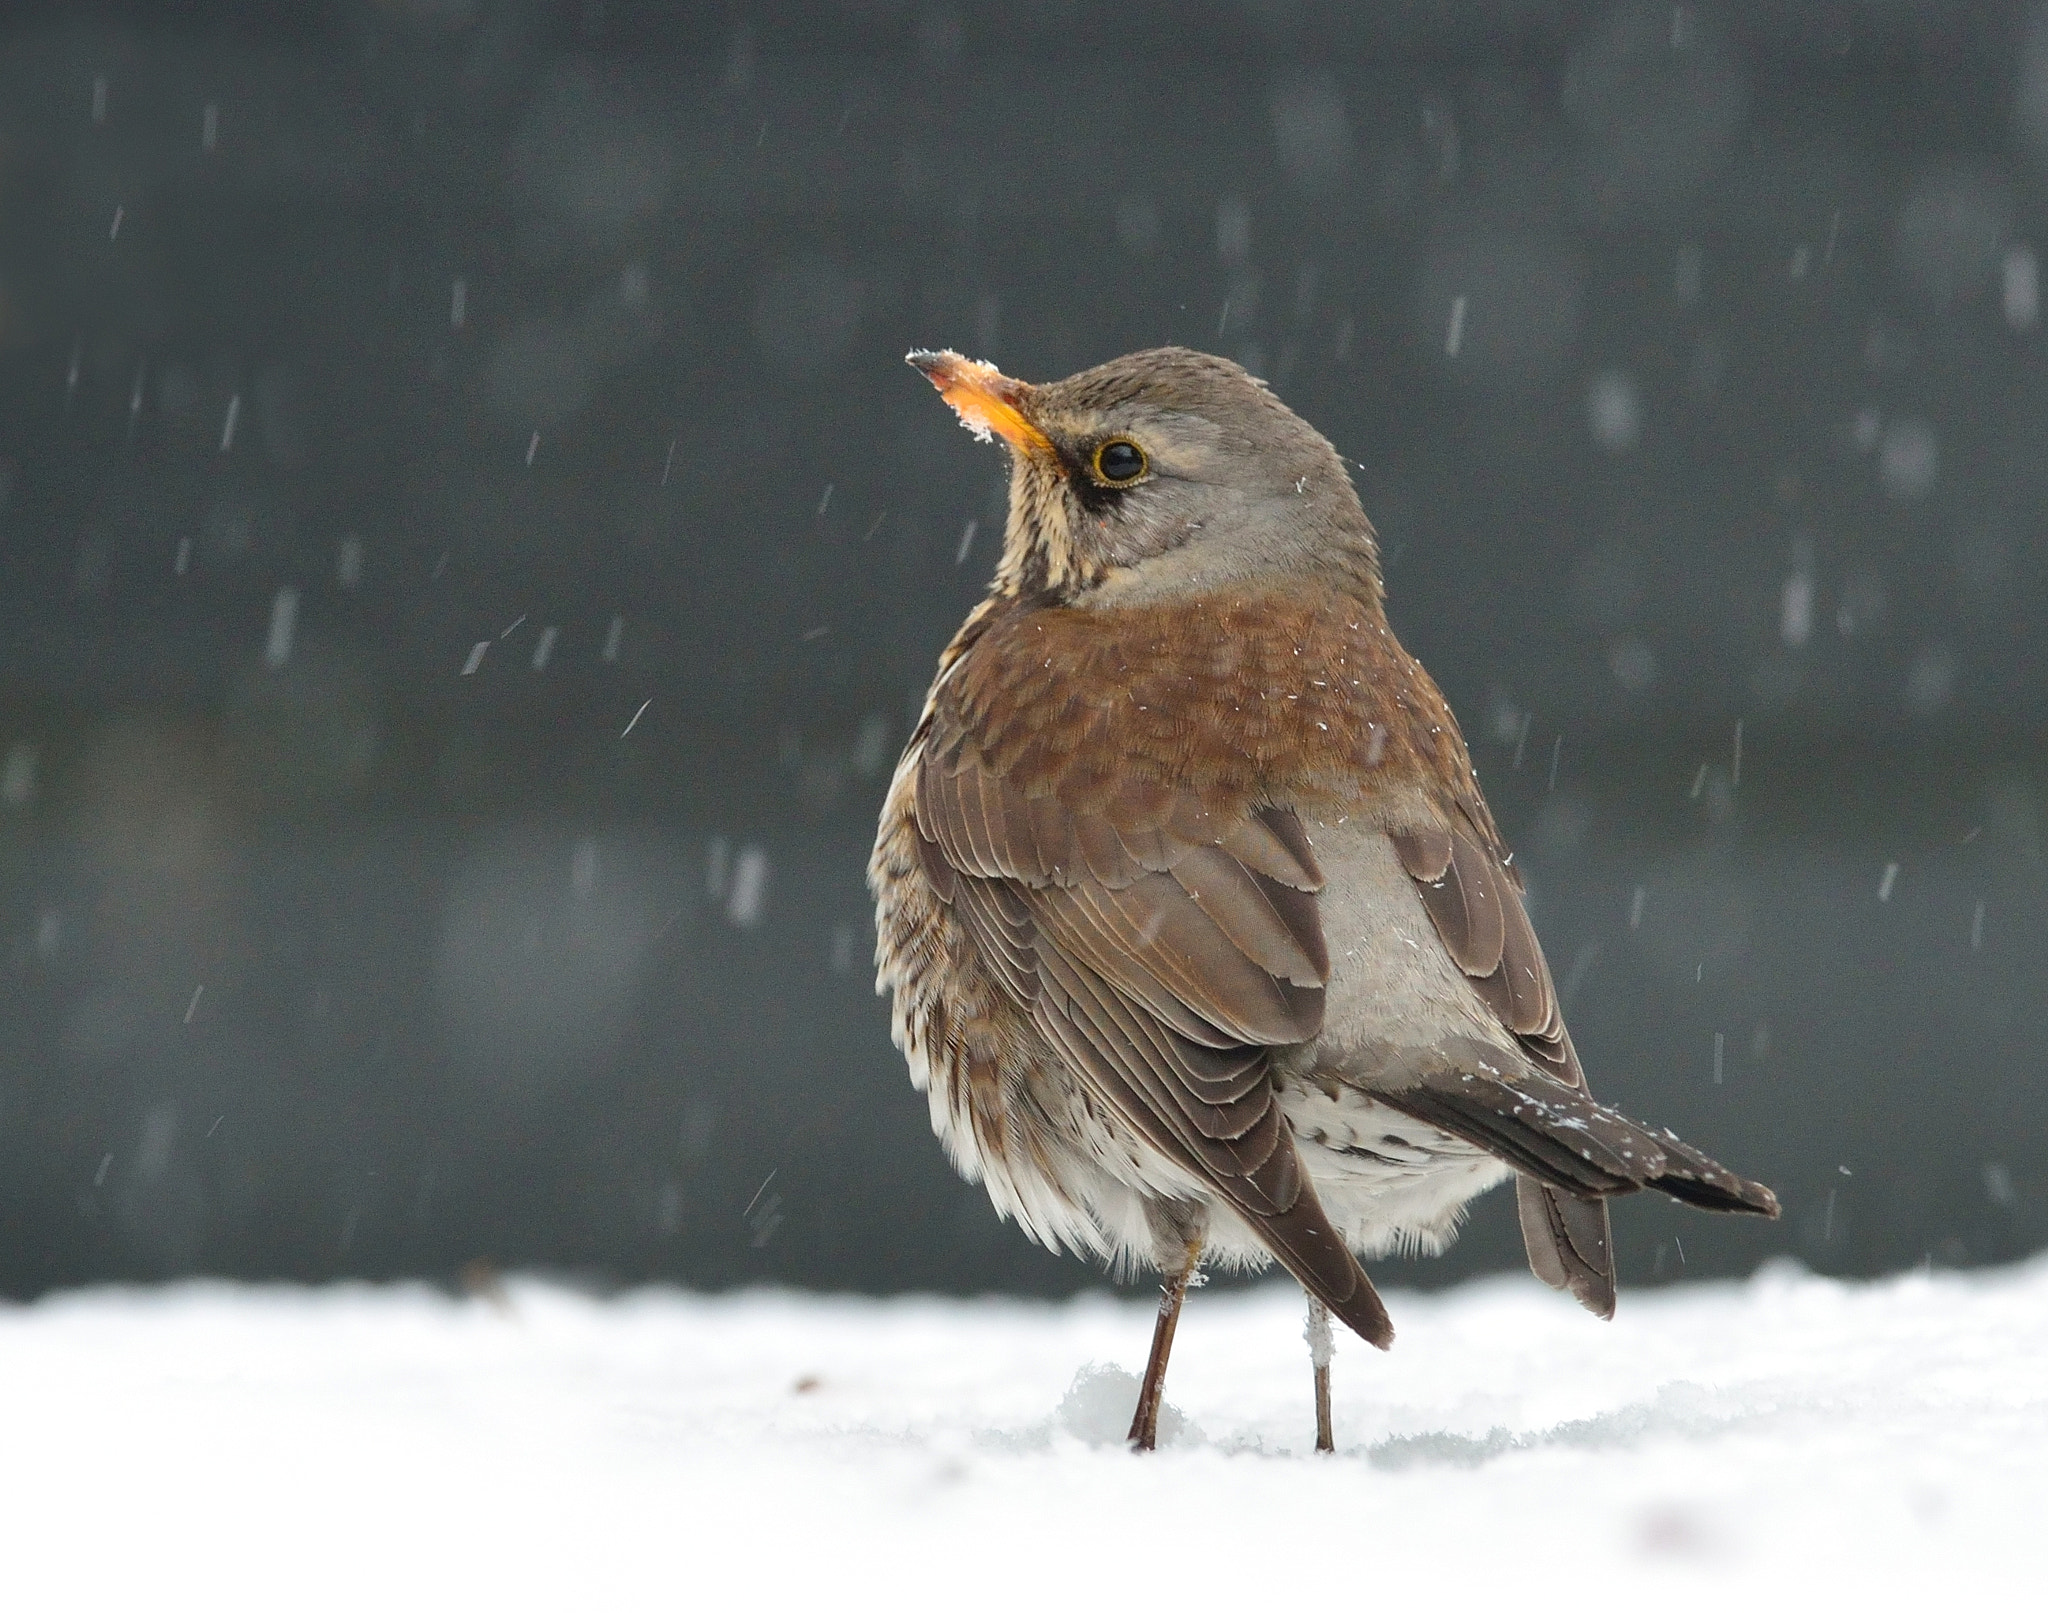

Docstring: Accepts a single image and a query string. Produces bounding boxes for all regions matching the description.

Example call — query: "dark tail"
[1380,1067,1780,1218]
[1518,1178,1617,1318]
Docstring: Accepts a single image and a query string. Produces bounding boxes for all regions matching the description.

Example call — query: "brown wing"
[1387,821,1778,1319]
[915,738,1393,1349]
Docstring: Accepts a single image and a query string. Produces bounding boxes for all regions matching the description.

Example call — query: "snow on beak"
[907,349,1055,460]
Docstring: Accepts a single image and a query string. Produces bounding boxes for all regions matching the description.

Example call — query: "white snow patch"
[2,1261,2045,1603]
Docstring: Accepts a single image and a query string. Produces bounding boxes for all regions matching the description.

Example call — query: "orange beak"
[907,350,1054,459]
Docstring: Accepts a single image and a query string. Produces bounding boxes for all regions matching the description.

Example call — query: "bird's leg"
[1128,1236,1203,1452]
[1305,1293,1335,1453]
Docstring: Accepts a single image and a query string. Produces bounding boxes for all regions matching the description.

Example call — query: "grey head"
[908,346,1381,609]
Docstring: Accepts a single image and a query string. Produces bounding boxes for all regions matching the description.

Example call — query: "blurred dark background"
[1,0,2043,1301]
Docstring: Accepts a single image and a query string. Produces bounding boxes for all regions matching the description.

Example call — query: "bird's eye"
[1092,438,1148,485]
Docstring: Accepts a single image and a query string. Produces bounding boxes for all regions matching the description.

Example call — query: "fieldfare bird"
[871,347,1778,1452]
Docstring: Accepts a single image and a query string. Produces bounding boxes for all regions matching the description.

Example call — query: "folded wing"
[915,739,1393,1349]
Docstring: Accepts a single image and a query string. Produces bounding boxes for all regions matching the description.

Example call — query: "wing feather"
[1170,846,1328,987]
[911,729,1390,1347]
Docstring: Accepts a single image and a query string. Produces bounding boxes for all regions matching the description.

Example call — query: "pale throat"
[993,462,1107,599]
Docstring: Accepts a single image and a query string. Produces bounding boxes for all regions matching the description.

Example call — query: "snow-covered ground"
[3,1260,2043,1607]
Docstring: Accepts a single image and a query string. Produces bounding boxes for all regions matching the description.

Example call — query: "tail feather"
[1382,1066,1780,1218]
[1518,1178,1615,1319]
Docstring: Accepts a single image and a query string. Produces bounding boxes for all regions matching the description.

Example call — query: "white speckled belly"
[1284,1081,1512,1258]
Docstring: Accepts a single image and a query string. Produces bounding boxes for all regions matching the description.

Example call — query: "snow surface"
[4,1260,2044,1607]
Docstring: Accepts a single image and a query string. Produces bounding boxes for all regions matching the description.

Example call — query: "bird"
[870,345,1779,1453]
